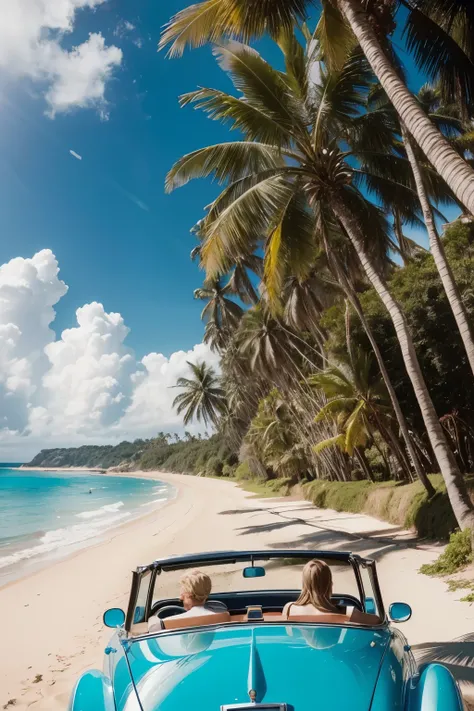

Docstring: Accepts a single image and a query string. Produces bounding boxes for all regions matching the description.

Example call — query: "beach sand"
[2,471,474,710]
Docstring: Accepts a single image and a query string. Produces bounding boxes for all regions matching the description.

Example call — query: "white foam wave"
[75,501,124,519]
[0,511,131,570]
[140,497,167,507]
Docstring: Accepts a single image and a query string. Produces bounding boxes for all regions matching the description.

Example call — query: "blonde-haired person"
[283,559,380,625]
[176,569,218,617]
[148,568,223,632]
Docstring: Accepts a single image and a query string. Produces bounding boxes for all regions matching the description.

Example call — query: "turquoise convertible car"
[68,549,463,711]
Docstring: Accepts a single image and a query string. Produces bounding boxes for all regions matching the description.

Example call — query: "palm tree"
[318,229,433,493]
[160,0,474,216]
[172,361,226,427]
[363,83,474,377]
[227,251,262,304]
[235,306,303,380]
[310,348,411,482]
[194,277,243,351]
[245,389,311,481]
[166,38,473,527]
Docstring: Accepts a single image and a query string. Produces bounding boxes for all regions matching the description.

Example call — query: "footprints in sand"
[5,649,87,710]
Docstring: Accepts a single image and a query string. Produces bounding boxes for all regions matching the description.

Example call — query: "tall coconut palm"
[166,38,473,527]
[362,83,474,377]
[194,277,243,351]
[160,0,474,216]
[172,361,226,427]
[321,231,434,494]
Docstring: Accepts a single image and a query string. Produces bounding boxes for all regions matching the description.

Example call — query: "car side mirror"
[243,566,265,578]
[389,602,412,623]
[103,608,126,628]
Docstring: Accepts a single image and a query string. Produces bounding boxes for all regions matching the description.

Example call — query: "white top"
[176,605,218,618]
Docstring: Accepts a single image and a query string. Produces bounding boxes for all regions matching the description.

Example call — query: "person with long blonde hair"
[283,559,379,624]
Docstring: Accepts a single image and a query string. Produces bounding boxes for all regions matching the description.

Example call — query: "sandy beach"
[2,471,474,710]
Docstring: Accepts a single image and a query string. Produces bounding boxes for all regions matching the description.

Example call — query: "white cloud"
[69,149,82,160]
[114,19,143,48]
[0,0,122,116]
[0,250,68,433]
[0,250,220,460]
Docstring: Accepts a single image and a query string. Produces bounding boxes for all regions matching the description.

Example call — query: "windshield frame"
[125,549,385,633]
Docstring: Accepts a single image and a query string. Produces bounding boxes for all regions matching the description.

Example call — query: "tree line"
[162,0,474,535]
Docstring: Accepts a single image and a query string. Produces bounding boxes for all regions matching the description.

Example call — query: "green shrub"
[205,455,223,477]
[235,461,255,480]
[420,529,472,576]
[303,479,375,513]
[222,463,237,478]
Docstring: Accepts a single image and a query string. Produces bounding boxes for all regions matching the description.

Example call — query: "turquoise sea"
[0,466,175,585]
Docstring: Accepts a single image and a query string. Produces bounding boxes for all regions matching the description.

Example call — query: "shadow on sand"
[413,635,474,707]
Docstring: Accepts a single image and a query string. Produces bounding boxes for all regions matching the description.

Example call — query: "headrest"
[163,611,231,630]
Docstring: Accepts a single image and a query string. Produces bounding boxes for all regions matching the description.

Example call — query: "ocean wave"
[140,497,168,507]
[75,501,124,519]
[0,511,131,570]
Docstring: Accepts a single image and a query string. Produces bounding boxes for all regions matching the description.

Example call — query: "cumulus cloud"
[0,250,68,433]
[0,250,219,459]
[0,0,122,116]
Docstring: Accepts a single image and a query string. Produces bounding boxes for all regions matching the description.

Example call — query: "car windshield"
[128,554,382,634]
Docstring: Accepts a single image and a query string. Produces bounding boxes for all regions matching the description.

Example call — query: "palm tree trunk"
[375,414,413,482]
[331,195,474,529]
[355,447,374,482]
[336,0,474,216]
[326,248,434,496]
[400,122,474,376]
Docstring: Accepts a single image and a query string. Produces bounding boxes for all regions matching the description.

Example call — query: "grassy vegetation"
[420,529,473,575]
[301,475,465,539]
[446,578,473,592]
[236,477,294,498]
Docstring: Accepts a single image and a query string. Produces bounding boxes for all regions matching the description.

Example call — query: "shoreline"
[0,469,176,589]
[17,465,107,472]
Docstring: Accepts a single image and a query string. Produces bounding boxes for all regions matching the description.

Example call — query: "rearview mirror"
[388,602,412,623]
[243,566,266,578]
[103,608,126,628]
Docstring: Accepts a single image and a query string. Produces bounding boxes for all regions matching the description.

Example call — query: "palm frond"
[277,28,308,100]
[179,87,296,147]
[201,173,294,276]
[160,0,308,57]
[263,190,316,313]
[313,434,345,454]
[212,41,308,144]
[344,400,366,455]
[314,2,355,73]
[166,142,284,192]
[404,5,474,109]
[314,397,355,422]
[159,0,225,57]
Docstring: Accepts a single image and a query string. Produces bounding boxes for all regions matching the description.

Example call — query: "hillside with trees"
[27,432,235,476]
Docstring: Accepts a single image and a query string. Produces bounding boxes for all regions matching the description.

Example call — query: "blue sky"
[0,0,242,358]
[0,0,457,361]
